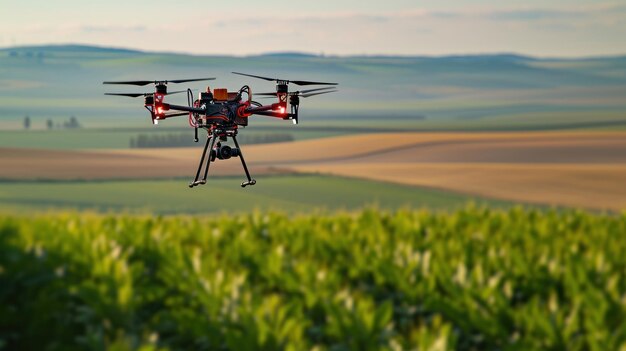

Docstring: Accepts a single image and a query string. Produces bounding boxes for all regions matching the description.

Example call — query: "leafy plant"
[0,207,625,350]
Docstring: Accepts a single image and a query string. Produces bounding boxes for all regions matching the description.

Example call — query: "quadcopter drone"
[104,73,337,188]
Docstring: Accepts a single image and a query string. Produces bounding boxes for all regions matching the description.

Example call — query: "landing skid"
[189,127,256,188]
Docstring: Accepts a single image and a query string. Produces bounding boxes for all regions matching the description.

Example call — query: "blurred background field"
[1,45,625,213]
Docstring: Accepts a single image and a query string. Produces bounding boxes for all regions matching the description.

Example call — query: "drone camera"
[216,145,240,160]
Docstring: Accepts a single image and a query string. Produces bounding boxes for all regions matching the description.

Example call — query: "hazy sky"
[1,0,625,57]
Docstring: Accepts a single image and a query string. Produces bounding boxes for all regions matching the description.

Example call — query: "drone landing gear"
[189,130,256,188]
[188,132,215,188]
[232,135,256,187]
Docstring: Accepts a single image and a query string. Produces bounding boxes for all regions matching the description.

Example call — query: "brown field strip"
[0,148,288,180]
[292,163,626,211]
[108,131,626,164]
[1,131,625,210]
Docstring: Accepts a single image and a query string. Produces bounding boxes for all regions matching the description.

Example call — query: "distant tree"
[65,116,80,129]
[46,119,54,130]
[23,116,30,130]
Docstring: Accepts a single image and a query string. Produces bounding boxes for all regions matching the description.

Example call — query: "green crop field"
[0,176,508,215]
[0,128,356,150]
[1,208,625,350]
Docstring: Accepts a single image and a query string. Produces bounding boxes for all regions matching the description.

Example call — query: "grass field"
[0,128,361,150]
[0,175,509,215]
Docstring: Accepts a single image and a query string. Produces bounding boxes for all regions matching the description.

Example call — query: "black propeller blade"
[103,80,154,86]
[255,87,336,97]
[104,90,186,98]
[297,87,338,94]
[103,78,215,86]
[232,72,337,86]
[290,80,338,86]
[257,89,338,99]
[301,89,338,98]
[231,72,276,82]
[167,78,215,84]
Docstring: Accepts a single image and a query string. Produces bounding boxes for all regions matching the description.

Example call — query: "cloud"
[483,3,626,22]
[388,3,626,22]
[487,9,582,21]
[80,25,146,33]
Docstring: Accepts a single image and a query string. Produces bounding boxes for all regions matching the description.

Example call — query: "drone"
[104,73,337,188]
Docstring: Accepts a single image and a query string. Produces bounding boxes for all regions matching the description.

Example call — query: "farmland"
[1,131,624,212]
[1,208,625,350]
[1,45,626,213]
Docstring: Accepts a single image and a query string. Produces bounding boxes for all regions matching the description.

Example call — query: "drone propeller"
[104,90,186,98]
[232,72,337,86]
[255,87,336,97]
[257,89,338,99]
[103,78,215,86]
[301,89,338,98]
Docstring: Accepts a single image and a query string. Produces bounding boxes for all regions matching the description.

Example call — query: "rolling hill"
[1,44,626,132]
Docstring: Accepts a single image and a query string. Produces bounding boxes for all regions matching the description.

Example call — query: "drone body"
[104,73,337,188]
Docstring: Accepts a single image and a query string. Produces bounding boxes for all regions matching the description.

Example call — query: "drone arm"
[249,110,294,119]
[244,103,282,114]
[244,102,292,119]
[162,103,205,115]
[158,112,189,119]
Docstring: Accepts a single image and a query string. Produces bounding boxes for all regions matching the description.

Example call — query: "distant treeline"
[21,116,81,130]
[7,51,47,59]
[130,132,294,148]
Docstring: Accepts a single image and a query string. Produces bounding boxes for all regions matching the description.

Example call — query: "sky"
[1,0,626,57]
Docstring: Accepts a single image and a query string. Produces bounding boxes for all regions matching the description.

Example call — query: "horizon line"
[2,43,626,61]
